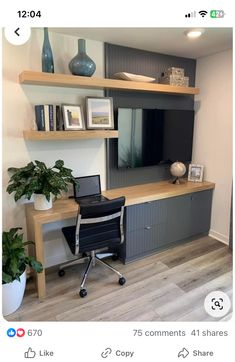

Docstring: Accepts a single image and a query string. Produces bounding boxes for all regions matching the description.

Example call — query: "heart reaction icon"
[17,328,25,337]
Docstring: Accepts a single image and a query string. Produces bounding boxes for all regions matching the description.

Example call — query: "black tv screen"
[117,108,194,168]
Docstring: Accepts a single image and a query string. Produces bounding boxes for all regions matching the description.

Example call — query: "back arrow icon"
[15,28,20,36]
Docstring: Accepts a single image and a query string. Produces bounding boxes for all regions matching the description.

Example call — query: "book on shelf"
[34,105,45,131]
[44,105,50,131]
[34,104,62,131]
[53,105,57,131]
[56,105,64,130]
[48,105,54,131]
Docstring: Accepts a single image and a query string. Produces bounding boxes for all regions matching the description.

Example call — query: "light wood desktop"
[25,180,215,298]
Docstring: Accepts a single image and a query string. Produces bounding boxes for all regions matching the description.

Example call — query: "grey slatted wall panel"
[105,43,196,189]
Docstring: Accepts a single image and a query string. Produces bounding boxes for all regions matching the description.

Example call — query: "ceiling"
[51,27,232,59]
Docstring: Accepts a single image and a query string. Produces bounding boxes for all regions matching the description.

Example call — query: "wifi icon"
[199,10,208,17]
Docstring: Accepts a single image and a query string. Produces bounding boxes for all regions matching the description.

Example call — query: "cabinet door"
[190,190,213,235]
[126,200,167,232]
[164,194,191,244]
[123,200,167,260]
[125,223,166,260]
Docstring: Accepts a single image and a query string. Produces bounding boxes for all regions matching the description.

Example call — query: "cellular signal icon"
[185,11,196,18]
[199,10,208,17]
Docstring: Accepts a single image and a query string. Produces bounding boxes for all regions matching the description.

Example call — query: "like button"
[24,347,36,359]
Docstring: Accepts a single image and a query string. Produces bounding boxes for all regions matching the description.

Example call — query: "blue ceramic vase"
[42,28,54,73]
[69,39,96,77]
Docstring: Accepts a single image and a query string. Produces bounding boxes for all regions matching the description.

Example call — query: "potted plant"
[7,159,77,210]
[2,227,43,316]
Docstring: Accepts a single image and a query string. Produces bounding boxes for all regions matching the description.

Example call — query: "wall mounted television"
[117,108,194,168]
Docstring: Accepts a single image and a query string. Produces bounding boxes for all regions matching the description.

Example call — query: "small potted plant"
[2,227,43,316]
[7,159,77,210]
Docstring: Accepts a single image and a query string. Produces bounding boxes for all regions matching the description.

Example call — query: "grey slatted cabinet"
[190,189,213,235]
[123,199,167,261]
[120,190,213,263]
[164,194,191,245]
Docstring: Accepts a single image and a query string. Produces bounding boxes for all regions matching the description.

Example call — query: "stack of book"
[34,105,63,131]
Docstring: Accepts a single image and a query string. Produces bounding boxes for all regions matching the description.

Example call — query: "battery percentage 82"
[210,10,225,18]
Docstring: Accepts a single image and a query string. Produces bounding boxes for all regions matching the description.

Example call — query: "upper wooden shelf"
[23,130,118,141]
[19,71,199,96]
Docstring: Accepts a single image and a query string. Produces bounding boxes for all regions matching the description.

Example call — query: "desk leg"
[34,222,46,299]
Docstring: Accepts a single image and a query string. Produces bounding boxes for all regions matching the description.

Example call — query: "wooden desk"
[25,180,215,298]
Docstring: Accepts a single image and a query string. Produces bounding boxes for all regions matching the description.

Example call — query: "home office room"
[2,27,232,322]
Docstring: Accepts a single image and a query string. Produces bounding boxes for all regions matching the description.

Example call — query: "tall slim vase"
[69,39,96,76]
[42,28,54,73]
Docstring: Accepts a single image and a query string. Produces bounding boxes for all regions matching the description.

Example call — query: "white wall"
[3,28,105,265]
[193,49,232,244]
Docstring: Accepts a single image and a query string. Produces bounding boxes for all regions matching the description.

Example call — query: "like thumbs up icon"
[24,347,36,358]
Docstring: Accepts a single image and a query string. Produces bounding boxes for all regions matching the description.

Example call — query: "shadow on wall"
[25,138,104,152]
[194,100,201,113]
[43,218,78,268]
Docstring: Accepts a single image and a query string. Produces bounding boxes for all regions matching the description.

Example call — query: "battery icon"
[210,10,225,18]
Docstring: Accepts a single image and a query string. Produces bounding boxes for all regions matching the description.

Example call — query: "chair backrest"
[75,197,125,254]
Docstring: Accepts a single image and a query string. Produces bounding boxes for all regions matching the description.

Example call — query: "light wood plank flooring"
[6,236,232,322]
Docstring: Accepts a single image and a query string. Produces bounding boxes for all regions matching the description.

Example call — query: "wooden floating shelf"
[23,130,119,141]
[19,70,199,96]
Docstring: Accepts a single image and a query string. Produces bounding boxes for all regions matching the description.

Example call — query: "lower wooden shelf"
[23,130,118,140]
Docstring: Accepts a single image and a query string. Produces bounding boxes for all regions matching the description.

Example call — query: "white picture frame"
[86,97,114,129]
[188,164,204,182]
[62,104,85,130]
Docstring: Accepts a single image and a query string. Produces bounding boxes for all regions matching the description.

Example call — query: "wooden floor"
[7,236,233,322]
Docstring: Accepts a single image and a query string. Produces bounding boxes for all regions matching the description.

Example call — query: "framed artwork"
[62,104,85,130]
[188,164,204,182]
[86,97,114,129]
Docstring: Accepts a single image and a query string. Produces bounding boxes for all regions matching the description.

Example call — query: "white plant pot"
[2,270,26,316]
[34,194,52,210]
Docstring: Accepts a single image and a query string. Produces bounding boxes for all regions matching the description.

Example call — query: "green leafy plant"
[2,228,43,284]
[7,159,77,201]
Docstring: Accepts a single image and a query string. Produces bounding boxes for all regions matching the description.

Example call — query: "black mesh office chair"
[58,197,126,297]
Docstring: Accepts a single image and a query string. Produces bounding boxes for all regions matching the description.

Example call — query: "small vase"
[69,39,96,77]
[34,194,52,210]
[42,27,54,73]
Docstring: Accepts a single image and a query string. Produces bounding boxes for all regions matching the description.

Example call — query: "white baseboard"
[209,229,229,245]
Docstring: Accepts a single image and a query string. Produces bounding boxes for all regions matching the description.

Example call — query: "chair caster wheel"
[79,289,87,298]
[112,254,119,261]
[119,277,126,286]
[58,269,65,277]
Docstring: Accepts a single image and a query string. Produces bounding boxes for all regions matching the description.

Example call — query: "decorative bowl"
[114,72,155,83]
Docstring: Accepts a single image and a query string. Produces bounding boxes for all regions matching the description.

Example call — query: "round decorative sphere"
[170,161,186,178]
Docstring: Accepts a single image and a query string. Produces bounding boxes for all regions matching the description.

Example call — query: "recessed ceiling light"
[184,29,205,38]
